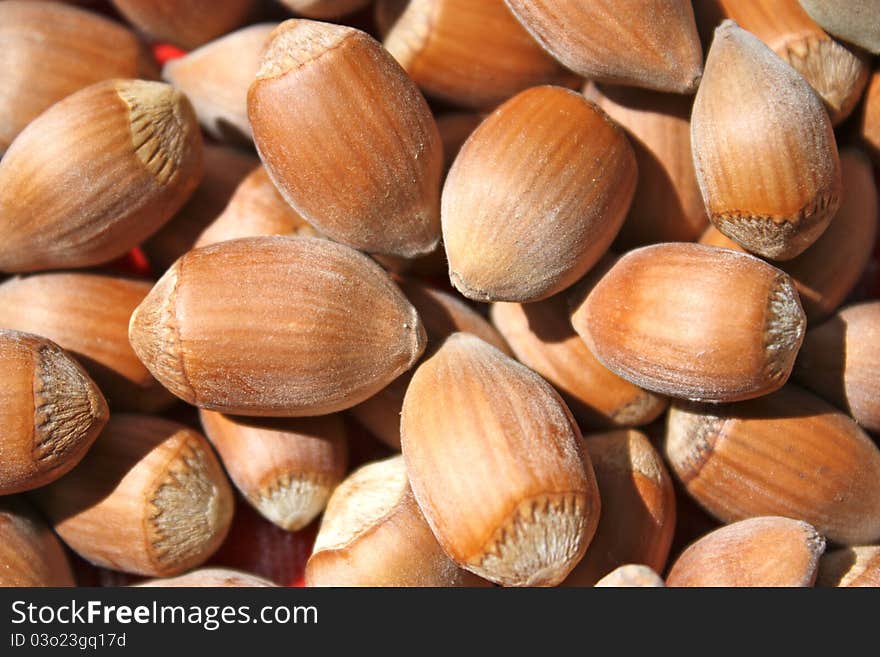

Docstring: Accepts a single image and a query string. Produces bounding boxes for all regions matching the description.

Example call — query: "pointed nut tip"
[717,18,741,34]
[448,268,494,303]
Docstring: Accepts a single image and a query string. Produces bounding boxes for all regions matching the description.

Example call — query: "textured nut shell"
[594,564,665,588]
[573,243,806,402]
[563,431,675,586]
[0,273,172,412]
[279,0,371,19]
[666,517,824,587]
[111,0,256,50]
[0,1,155,154]
[383,0,574,109]
[665,386,880,545]
[443,86,637,302]
[698,0,869,125]
[798,0,880,54]
[31,414,234,577]
[136,567,276,587]
[129,236,426,416]
[691,21,841,260]
[0,79,204,272]
[401,333,599,586]
[505,0,702,93]
[307,456,487,586]
[862,70,880,165]
[195,165,317,249]
[794,302,880,433]
[248,20,442,258]
[163,23,275,142]
[350,277,511,448]
[0,330,108,494]
[491,293,666,430]
[0,497,75,587]
[699,149,878,323]
[817,546,880,587]
[200,410,348,531]
[144,144,258,273]
[586,83,707,248]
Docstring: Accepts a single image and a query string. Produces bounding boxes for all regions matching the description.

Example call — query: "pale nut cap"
[307,455,486,586]
[798,0,880,54]
[0,329,109,494]
[817,546,880,587]
[594,564,665,587]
